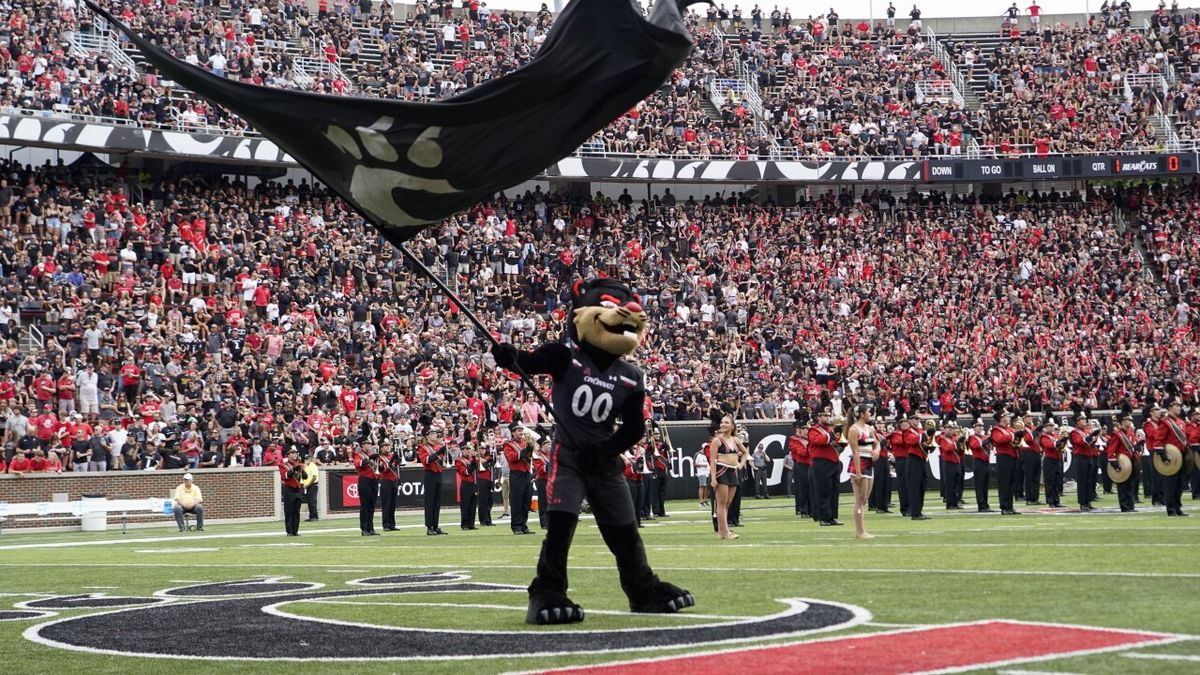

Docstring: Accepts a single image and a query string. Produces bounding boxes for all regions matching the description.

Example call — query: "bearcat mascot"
[492,278,695,625]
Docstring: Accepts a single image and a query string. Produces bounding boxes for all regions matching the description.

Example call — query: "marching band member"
[503,424,535,535]
[1039,421,1067,508]
[1069,416,1099,512]
[456,444,479,530]
[353,444,380,536]
[869,422,893,515]
[788,421,812,518]
[1021,415,1044,506]
[1107,414,1139,512]
[991,412,1020,515]
[891,420,910,515]
[1142,406,1167,506]
[808,409,842,527]
[623,445,645,528]
[378,446,400,531]
[1161,401,1191,517]
[1187,409,1200,501]
[650,435,670,518]
[418,429,448,535]
[846,405,877,539]
[477,445,496,526]
[937,422,963,509]
[906,415,930,520]
[534,439,551,529]
[280,450,306,537]
[968,419,992,512]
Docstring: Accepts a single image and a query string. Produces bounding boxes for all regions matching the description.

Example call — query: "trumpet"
[1013,420,1030,449]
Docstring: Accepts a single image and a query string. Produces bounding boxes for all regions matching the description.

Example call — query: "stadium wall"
[0,467,281,531]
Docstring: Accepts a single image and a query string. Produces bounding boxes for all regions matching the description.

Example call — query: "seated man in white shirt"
[173,472,204,532]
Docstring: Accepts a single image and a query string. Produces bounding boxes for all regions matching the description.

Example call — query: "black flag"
[86,0,694,245]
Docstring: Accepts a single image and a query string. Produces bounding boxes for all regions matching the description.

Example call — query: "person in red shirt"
[1040,420,1067,508]
[787,421,812,518]
[892,418,912,515]
[376,447,399,532]
[1160,401,1191,517]
[1071,416,1103,511]
[906,417,932,521]
[7,452,29,475]
[937,423,963,509]
[1142,406,1167,506]
[419,429,448,536]
[55,373,75,415]
[279,450,306,536]
[32,406,59,450]
[533,440,551,529]
[1186,409,1200,501]
[806,409,842,526]
[118,361,141,406]
[623,445,646,528]
[503,424,536,535]
[476,446,496,527]
[31,372,55,405]
[1020,415,1045,507]
[354,446,379,536]
[1106,415,1138,512]
[456,445,479,530]
[338,385,359,413]
[991,411,1021,514]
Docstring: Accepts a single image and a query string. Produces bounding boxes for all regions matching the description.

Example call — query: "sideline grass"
[0,492,1195,674]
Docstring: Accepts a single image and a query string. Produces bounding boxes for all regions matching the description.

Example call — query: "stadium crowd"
[0,150,1197,473]
[9,0,1200,159]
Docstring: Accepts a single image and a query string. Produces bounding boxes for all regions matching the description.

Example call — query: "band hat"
[1106,454,1133,484]
[1154,444,1185,476]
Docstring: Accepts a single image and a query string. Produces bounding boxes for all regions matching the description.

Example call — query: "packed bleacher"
[0,150,1197,472]
[2,1,1195,159]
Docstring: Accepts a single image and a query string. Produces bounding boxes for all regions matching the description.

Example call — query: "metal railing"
[915,79,964,107]
[26,325,43,353]
[68,26,139,75]
[924,26,972,105]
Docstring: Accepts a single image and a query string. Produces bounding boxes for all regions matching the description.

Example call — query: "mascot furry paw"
[493,278,695,624]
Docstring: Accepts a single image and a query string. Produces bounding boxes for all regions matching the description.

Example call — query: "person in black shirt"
[199,446,224,469]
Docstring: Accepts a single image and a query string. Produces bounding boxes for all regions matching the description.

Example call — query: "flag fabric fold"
[85,0,694,245]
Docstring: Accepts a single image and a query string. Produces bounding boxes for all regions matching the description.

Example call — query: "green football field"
[0,492,1196,674]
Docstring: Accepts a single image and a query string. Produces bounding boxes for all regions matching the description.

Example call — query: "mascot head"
[568,278,647,356]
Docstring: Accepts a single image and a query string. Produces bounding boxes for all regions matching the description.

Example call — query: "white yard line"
[0,561,1197,579]
[301,598,744,621]
[1122,653,1200,663]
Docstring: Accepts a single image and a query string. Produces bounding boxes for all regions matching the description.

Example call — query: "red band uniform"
[354,448,379,535]
[456,451,478,530]
[788,427,813,518]
[418,441,447,534]
[279,455,305,536]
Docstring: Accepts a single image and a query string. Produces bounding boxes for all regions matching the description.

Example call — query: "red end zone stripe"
[541,621,1173,675]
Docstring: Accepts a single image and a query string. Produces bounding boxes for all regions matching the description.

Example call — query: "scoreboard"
[923,153,1196,182]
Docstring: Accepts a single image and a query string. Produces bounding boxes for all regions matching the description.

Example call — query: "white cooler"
[80,496,108,532]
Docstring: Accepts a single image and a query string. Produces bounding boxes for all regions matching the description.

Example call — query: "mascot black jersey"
[492,277,694,625]
[552,343,645,454]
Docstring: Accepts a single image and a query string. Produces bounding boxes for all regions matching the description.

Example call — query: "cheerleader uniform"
[714,437,741,486]
[851,425,876,478]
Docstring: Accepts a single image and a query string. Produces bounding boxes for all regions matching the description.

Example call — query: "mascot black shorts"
[544,444,636,525]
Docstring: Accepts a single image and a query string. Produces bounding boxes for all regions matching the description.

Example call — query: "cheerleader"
[846,405,878,540]
[707,415,748,540]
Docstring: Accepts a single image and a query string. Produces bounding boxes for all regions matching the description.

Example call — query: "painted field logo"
[24,573,866,661]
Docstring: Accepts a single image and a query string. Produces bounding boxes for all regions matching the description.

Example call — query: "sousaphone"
[1153,443,1184,476]
[1105,454,1133,484]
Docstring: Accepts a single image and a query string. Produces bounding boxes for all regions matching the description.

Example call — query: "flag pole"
[396,243,572,434]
